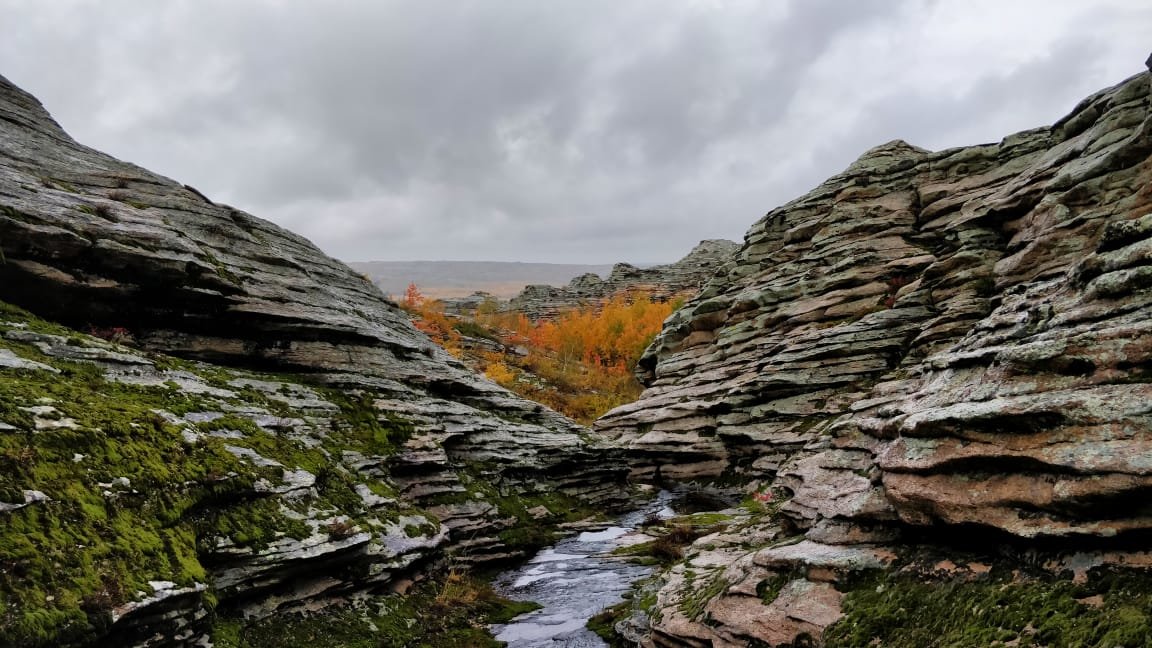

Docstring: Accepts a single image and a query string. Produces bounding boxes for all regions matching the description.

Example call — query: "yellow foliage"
[470,291,679,423]
[483,360,517,386]
[530,292,675,371]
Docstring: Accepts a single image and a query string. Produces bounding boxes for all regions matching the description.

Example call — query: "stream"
[489,490,677,647]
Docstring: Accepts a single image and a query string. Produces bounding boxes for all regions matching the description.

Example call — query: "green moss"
[195,497,310,550]
[825,568,1152,648]
[403,523,437,538]
[637,588,658,616]
[586,600,632,647]
[212,571,539,648]
[196,414,329,475]
[611,540,658,557]
[442,463,605,554]
[0,300,417,646]
[672,511,734,527]
[36,178,80,194]
[0,297,587,646]
[200,252,242,285]
[679,571,727,621]
[498,524,557,550]
[756,570,800,605]
[0,355,252,645]
[322,391,413,456]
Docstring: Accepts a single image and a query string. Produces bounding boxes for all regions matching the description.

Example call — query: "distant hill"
[508,239,740,320]
[346,260,618,299]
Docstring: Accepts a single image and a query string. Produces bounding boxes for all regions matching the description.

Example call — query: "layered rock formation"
[599,62,1152,645]
[509,239,739,320]
[0,74,628,647]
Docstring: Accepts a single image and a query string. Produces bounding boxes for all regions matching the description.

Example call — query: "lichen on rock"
[598,60,1152,646]
[0,73,631,647]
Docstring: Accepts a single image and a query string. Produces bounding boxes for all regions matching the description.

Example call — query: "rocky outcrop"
[599,63,1152,645]
[509,239,739,320]
[0,74,629,647]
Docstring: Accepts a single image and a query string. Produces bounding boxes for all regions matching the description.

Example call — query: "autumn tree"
[399,282,462,356]
[403,282,423,309]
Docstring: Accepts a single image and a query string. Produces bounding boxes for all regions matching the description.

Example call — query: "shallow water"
[490,491,676,647]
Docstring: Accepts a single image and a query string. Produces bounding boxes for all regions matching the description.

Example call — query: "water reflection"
[490,491,676,647]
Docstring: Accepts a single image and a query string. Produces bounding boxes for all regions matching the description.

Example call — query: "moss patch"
[825,568,1152,648]
[443,463,607,554]
[212,571,539,648]
[679,570,727,622]
[0,301,419,647]
[586,600,632,647]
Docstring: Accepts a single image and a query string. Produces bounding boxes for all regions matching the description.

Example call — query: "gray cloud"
[1,0,1149,263]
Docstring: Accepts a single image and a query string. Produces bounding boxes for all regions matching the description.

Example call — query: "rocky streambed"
[490,491,678,647]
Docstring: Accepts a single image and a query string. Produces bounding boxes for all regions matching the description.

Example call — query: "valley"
[2,50,1152,648]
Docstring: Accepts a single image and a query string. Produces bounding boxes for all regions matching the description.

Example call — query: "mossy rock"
[825,567,1152,648]
[212,572,539,648]
[0,301,422,646]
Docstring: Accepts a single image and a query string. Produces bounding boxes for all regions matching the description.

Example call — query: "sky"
[0,1,1149,264]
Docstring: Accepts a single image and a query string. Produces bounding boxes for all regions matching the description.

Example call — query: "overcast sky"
[1,1,1149,263]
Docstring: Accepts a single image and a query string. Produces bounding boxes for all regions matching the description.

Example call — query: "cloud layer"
[1,0,1149,262]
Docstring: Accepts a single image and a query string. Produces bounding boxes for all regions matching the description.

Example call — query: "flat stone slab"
[0,348,58,373]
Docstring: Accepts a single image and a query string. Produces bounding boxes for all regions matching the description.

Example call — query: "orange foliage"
[470,291,680,423]
[403,281,424,309]
[400,282,461,356]
[401,285,679,422]
[531,292,674,372]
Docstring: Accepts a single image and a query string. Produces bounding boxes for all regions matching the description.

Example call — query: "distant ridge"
[508,239,740,320]
[347,260,618,299]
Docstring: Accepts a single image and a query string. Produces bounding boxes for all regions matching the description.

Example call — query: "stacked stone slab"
[0,74,629,647]
[598,63,1152,645]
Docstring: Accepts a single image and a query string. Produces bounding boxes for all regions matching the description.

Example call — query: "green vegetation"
[612,515,727,566]
[427,461,607,554]
[213,570,540,648]
[756,569,801,605]
[0,298,588,647]
[825,568,1152,648]
[680,570,727,621]
[586,600,632,647]
[37,177,79,193]
[0,301,422,646]
[322,390,414,456]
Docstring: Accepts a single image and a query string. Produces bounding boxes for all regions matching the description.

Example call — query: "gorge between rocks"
[490,491,677,648]
[2,53,1152,648]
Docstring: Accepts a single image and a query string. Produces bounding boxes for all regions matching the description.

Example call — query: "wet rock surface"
[492,492,675,648]
[599,62,1152,645]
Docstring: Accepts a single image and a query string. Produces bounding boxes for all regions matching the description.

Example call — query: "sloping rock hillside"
[599,61,1152,645]
[509,239,739,320]
[0,74,629,647]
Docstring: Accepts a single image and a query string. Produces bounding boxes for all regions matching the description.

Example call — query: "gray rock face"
[0,74,629,647]
[508,239,740,320]
[599,66,1152,644]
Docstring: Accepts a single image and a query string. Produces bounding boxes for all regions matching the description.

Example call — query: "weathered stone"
[0,347,58,373]
[0,73,632,648]
[606,61,1152,646]
[0,489,51,514]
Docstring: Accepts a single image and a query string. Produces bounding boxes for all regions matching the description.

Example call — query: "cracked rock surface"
[599,65,1152,645]
[0,74,629,648]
